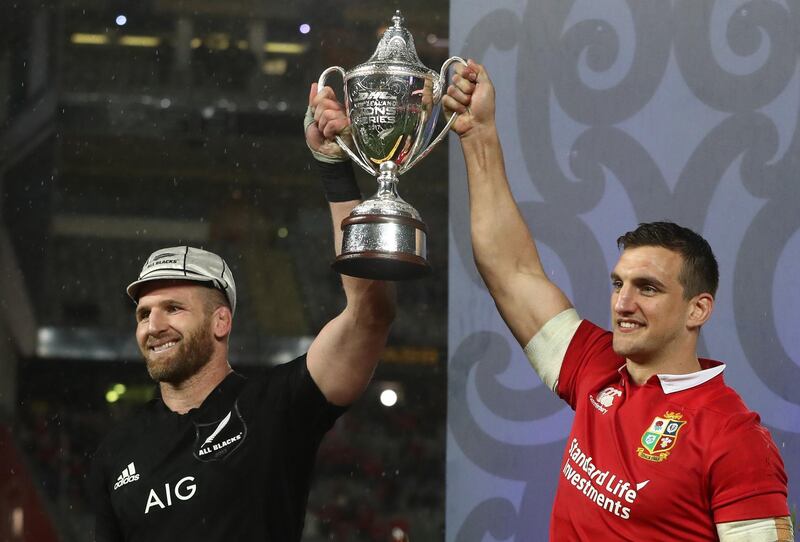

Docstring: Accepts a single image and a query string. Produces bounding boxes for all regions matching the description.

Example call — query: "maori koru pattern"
[447,1,800,540]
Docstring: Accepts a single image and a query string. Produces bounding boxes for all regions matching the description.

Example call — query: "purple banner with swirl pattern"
[447,1,800,539]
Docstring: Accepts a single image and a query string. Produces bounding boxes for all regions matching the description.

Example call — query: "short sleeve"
[708,413,789,523]
[556,320,622,409]
[264,355,347,435]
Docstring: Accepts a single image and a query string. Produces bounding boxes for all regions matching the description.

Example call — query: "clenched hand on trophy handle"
[315,10,466,280]
[305,82,354,163]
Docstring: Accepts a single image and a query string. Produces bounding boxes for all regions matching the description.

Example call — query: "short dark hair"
[200,284,232,316]
[616,221,719,299]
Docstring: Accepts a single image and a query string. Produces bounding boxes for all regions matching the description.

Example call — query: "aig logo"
[144,476,196,514]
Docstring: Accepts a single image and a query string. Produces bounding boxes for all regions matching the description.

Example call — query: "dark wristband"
[316,160,361,202]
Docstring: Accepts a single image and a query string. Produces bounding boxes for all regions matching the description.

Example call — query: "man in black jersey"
[90,84,394,541]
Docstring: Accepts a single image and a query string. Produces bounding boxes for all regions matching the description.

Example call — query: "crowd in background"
[13,363,445,542]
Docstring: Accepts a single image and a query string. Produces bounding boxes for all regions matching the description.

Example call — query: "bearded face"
[135,282,222,386]
[142,313,215,384]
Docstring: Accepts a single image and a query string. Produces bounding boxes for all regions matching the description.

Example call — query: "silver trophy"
[318,11,465,280]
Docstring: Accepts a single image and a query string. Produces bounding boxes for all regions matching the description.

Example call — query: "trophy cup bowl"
[318,10,466,280]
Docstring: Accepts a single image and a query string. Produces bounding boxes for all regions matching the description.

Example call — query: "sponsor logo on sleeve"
[192,401,247,462]
[636,411,687,462]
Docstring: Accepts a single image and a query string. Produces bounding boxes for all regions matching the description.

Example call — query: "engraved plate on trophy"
[318,10,466,280]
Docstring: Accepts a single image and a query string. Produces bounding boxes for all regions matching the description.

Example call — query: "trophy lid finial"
[355,9,431,73]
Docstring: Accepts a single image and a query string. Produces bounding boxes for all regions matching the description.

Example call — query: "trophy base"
[333,251,431,280]
[333,214,430,280]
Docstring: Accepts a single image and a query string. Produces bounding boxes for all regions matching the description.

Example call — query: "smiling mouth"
[150,341,178,353]
[617,321,644,330]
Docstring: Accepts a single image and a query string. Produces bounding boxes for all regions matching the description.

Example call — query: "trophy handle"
[404,56,468,170]
[317,66,377,176]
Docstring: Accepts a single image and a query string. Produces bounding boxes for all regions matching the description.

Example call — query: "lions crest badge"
[636,411,686,463]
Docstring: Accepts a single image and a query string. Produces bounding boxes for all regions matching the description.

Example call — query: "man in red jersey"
[442,60,793,541]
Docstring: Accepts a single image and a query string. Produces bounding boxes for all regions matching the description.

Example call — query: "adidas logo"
[113,462,140,490]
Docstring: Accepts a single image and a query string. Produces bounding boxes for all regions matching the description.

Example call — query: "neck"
[625,354,702,386]
[160,358,232,414]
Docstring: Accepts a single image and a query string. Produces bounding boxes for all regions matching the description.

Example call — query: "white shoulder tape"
[717,517,793,541]
[523,308,581,393]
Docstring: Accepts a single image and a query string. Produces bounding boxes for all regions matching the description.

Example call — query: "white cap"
[126,246,236,314]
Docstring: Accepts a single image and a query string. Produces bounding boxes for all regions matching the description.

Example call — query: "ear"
[211,307,233,340]
[686,293,714,330]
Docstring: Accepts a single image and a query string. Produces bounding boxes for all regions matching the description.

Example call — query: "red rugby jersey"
[551,320,788,541]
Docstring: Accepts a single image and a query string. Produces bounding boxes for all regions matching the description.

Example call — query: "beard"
[143,318,215,385]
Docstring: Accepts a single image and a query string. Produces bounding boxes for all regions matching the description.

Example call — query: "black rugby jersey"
[90,355,345,542]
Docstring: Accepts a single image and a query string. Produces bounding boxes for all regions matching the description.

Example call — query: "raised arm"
[444,61,572,346]
[303,83,396,406]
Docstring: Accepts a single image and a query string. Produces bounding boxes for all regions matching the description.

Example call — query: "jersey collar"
[618,360,726,394]
[153,371,246,417]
